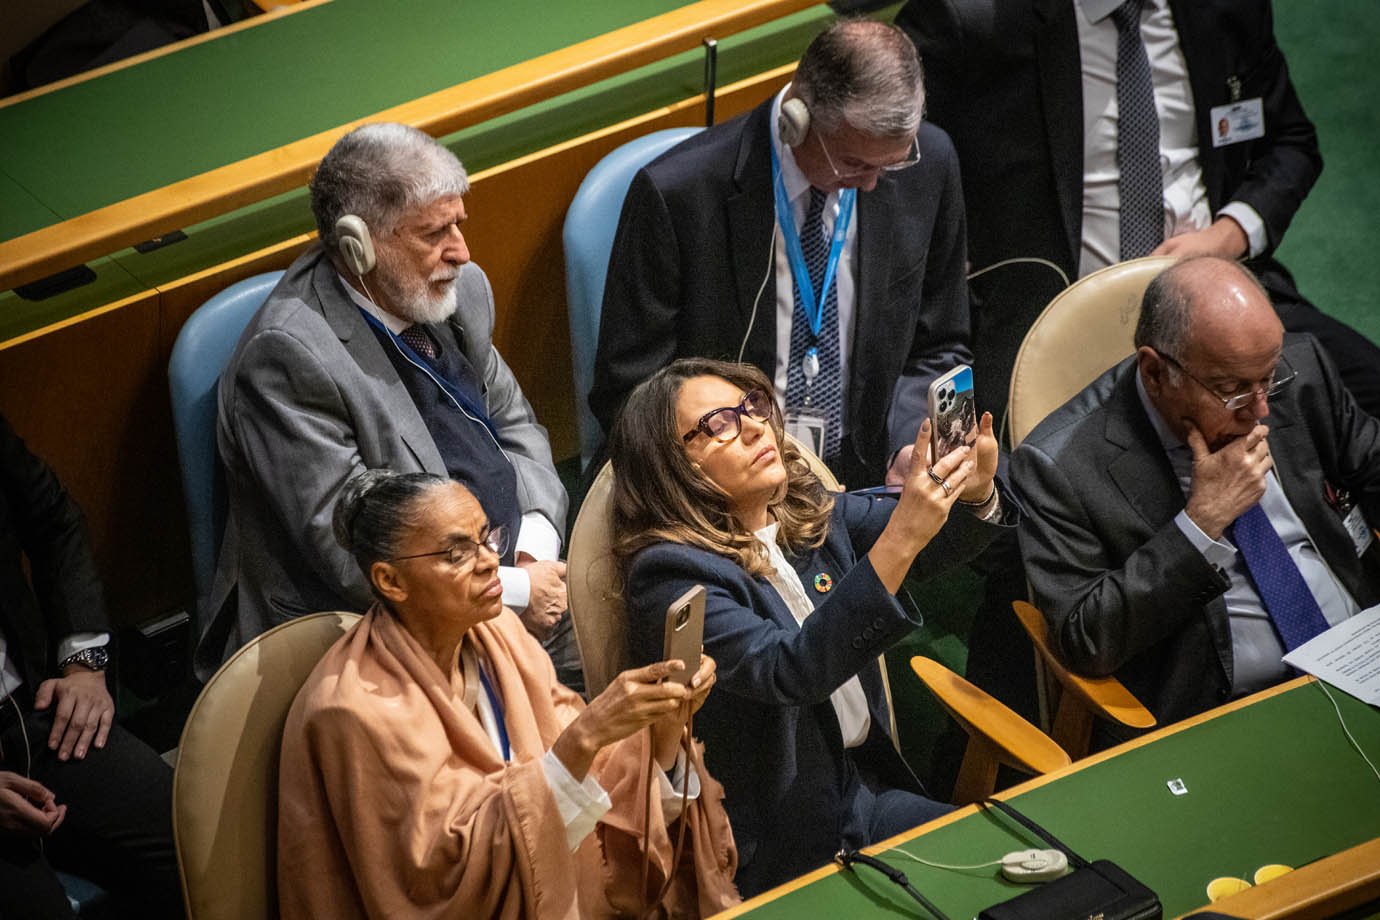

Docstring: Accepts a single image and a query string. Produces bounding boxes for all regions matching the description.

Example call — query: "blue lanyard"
[770,142,856,342]
[478,664,511,761]
[357,308,500,440]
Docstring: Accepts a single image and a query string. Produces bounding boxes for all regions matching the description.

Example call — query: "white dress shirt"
[1075,0,1267,277]
[0,632,110,702]
[1136,374,1359,694]
[753,521,871,747]
[344,279,562,610]
[768,87,859,434]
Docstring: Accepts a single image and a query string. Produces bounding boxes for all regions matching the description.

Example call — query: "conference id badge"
[785,408,827,459]
[1209,99,1265,148]
[1343,506,1374,557]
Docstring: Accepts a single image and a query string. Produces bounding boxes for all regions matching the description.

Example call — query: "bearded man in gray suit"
[196,124,573,682]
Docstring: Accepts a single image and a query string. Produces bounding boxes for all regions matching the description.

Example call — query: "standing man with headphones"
[590,19,973,488]
[197,124,575,686]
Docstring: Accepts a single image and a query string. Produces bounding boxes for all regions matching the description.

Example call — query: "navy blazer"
[592,97,973,485]
[626,493,1005,896]
[1013,334,1380,733]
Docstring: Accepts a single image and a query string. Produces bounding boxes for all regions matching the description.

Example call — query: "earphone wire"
[965,256,1070,289]
[1316,679,1380,784]
[737,220,779,365]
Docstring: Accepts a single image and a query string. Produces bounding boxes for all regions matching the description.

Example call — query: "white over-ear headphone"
[335,214,376,276]
[778,97,811,148]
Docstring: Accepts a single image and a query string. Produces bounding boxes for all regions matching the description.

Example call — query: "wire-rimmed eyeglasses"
[1157,351,1296,411]
[388,524,508,569]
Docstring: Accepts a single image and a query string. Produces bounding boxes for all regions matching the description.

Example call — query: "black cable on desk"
[836,848,954,920]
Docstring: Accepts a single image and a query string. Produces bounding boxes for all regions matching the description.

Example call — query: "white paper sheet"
[1283,604,1380,705]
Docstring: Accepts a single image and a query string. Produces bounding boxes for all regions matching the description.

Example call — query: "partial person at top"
[197,123,577,686]
[1013,256,1380,741]
[609,358,1014,896]
[591,19,973,488]
[897,0,1380,426]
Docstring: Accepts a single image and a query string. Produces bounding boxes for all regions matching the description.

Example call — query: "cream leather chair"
[1007,255,1175,446]
[1005,257,1169,756]
[173,611,360,920]
[567,435,901,744]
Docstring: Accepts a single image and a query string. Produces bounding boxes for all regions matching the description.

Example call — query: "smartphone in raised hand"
[927,365,978,464]
[662,585,705,686]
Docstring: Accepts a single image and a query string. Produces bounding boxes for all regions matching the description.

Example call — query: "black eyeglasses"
[682,389,775,444]
[389,524,508,569]
[1158,351,1296,411]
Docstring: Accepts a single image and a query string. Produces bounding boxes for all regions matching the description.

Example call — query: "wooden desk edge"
[0,0,817,291]
[712,677,1318,918]
[1176,837,1380,919]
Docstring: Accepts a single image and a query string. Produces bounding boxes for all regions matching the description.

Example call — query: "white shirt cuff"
[1174,510,1237,568]
[515,512,561,562]
[1217,201,1268,259]
[56,632,110,665]
[498,566,532,609]
[657,748,702,824]
[541,749,612,851]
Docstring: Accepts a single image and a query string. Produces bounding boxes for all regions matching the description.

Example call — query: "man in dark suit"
[1013,257,1380,736]
[0,414,182,918]
[591,19,972,487]
[897,0,1380,427]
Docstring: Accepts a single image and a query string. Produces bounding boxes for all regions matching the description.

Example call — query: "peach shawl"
[278,606,738,919]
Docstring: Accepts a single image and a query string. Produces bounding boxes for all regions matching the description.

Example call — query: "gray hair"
[1135,256,1270,363]
[333,469,451,581]
[310,123,469,249]
[793,19,925,138]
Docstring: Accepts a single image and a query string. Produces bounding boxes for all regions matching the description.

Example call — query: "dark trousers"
[0,703,183,920]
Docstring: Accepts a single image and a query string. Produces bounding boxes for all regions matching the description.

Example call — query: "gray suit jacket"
[195,247,565,678]
[1012,334,1380,731]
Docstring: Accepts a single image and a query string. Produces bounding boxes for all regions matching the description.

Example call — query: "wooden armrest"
[1177,837,1380,919]
[910,656,1069,776]
[1012,601,1156,730]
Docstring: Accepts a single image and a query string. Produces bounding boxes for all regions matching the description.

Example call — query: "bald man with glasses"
[1012,256,1380,740]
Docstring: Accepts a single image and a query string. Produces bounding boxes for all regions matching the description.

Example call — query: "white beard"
[373,251,460,325]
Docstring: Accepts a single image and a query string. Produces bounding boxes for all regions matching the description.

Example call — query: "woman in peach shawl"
[277,471,738,919]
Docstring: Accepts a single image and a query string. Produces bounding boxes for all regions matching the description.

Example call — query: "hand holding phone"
[663,585,705,686]
[927,365,978,465]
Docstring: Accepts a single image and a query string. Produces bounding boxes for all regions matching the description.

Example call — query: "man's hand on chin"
[1183,421,1272,540]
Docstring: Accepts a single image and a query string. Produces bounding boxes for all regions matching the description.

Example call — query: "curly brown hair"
[608,358,835,578]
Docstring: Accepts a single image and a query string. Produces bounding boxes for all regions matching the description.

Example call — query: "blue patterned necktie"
[1229,503,1331,651]
[401,324,438,360]
[784,187,844,461]
[1111,0,1164,259]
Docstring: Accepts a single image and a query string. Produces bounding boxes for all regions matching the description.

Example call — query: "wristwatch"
[58,646,110,673]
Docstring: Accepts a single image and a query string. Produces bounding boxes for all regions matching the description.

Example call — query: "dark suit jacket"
[0,414,109,694]
[898,0,1323,418]
[625,492,1006,896]
[1012,335,1380,731]
[591,98,973,485]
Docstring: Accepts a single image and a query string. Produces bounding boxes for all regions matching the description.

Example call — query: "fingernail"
[921,419,930,431]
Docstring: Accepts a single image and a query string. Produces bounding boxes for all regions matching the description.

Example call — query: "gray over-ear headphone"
[778,97,811,148]
[335,215,376,276]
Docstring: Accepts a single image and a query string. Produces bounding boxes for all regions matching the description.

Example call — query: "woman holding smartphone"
[278,470,739,919]
[609,358,1010,897]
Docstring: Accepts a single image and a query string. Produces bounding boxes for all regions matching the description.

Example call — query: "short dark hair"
[793,19,925,137]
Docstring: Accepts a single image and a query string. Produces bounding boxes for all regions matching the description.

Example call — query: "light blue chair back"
[563,127,702,468]
[169,271,283,601]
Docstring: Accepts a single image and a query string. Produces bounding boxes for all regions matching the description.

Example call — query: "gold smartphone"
[662,585,705,686]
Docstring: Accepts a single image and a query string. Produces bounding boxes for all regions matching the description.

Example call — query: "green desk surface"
[728,679,1380,919]
[0,3,844,342]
